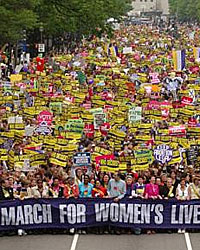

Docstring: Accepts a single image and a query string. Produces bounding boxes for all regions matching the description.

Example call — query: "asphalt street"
[0,233,198,250]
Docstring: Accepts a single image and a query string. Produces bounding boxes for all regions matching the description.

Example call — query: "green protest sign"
[134,149,153,164]
[65,119,84,133]
[49,102,62,114]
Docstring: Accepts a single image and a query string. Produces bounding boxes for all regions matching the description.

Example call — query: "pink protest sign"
[146,101,172,110]
[82,102,92,110]
[149,73,160,84]
[169,125,186,136]
[37,110,53,126]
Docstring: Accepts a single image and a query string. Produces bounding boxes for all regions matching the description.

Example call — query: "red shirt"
[92,186,107,198]
[63,184,79,198]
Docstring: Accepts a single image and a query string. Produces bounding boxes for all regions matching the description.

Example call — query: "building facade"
[129,0,169,16]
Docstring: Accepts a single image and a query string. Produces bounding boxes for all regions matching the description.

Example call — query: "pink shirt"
[145,183,159,198]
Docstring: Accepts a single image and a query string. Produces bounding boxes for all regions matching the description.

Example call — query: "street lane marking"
[70,234,79,250]
[184,232,193,250]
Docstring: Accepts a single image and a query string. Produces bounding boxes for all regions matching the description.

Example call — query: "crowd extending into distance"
[0,22,200,235]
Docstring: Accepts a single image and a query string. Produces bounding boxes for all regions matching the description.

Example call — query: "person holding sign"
[131,176,145,199]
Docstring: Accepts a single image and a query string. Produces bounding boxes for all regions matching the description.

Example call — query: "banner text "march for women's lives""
[0,198,200,230]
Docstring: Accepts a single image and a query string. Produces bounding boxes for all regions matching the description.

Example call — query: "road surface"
[0,233,198,250]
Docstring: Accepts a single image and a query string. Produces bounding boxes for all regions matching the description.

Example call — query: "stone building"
[129,0,169,16]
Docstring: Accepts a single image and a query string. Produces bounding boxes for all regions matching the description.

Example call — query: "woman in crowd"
[49,177,64,198]
[156,177,162,194]
[176,178,190,233]
[188,177,200,200]
[92,179,107,198]
[97,171,105,184]
[160,177,176,199]
[144,176,160,235]
[63,177,79,199]
[79,174,93,198]
[27,179,37,197]
[170,170,179,194]
[144,176,160,200]
[75,168,83,185]
[102,174,110,189]
[176,178,190,201]
[125,175,134,197]
[132,176,145,198]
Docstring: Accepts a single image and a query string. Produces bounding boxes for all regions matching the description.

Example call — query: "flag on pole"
[172,49,186,71]
[77,71,86,84]
[110,46,118,57]
[193,47,200,62]
[104,43,109,55]
[104,43,118,57]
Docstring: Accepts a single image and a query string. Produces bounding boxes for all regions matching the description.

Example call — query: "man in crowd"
[107,172,126,235]
[0,179,13,200]
[108,172,126,202]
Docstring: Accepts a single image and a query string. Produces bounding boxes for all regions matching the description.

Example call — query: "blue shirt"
[79,183,93,198]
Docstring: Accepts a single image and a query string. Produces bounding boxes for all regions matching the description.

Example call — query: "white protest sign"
[25,126,35,137]
[128,107,142,123]
[38,44,45,53]
[94,112,107,129]
[8,116,23,124]
[22,159,30,172]
[123,47,133,54]
[15,64,23,74]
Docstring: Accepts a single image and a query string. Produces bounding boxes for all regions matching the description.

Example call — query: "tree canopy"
[169,0,200,22]
[0,0,131,45]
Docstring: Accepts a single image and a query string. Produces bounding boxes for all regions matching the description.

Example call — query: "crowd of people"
[0,22,200,235]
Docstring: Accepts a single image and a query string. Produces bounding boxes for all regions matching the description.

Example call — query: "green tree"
[169,0,200,21]
[0,0,131,47]
[0,0,38,44]
[36,0,131,37]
